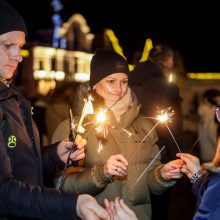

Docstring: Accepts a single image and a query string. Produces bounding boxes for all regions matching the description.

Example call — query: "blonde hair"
[203,137,220,172]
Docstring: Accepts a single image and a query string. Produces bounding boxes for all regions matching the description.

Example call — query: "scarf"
[105,87,133,122]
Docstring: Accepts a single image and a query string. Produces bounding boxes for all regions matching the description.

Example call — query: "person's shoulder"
[51,119,69,144]
[132,60,154,72]
[134,115,158,142]
[134,114,157,132]
[51,115,82,144]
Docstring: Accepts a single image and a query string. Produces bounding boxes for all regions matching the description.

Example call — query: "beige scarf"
[105,87,133,121]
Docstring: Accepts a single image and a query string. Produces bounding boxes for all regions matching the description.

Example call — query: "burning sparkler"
[58,95,94,189]
[140,107,174,144]
[155,107,174,124]
[156,107,181,152]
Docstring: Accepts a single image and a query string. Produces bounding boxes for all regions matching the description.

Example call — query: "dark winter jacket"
[129,60,184,162]
[0,82,77,220]
[192,172,220,220]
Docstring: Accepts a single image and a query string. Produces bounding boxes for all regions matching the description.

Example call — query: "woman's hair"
[90,89,105,110]
[203,137,220,172]
[202,88,220,106]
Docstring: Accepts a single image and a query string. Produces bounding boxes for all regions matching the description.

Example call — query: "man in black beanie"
[0,1,108,219]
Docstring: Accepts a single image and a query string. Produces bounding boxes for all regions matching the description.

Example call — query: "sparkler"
[156,107,181,153]
[58,95,94,190]
[126,107,180,186]
[155,107,174,123]
[95,109,108,152]
[140,107,174,144]
[58,109,76,189]
[135,146,166,184]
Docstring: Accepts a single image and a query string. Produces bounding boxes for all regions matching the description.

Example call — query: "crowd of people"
[1,0,220,219]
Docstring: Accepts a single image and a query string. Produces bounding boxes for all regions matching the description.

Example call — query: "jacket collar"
[108,90,141,128]
[0,81,20,101]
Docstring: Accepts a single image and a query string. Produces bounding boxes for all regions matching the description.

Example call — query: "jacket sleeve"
[52,120,112,195]
[58,163,112,195]
[42,142,66,176]
[0,132,77,220]
[193,175,220,220]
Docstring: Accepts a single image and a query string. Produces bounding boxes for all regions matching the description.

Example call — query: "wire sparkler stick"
[136,146,166,184]
[140,121,160,144]
[155,107,182,153]
[188,131,204,154]
[58,109,77,190]
[58,95,94,190]
[165,123,182,153]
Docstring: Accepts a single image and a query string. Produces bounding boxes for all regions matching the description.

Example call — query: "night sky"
[7,0,220,73]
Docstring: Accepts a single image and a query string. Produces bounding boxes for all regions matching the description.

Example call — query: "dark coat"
[0,82,77,220]
[129,60,184,162]
[192,172,220,220]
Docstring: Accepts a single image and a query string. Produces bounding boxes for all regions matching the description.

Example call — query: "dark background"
[7,0,220,72]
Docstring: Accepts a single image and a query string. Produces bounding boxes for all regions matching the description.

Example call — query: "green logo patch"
[8,135,17,148]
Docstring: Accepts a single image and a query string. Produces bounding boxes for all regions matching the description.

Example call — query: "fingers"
[70,148,85,161]
[77,195,109,220]
[75,134,87,150]
[176,153,199,163]
[104,154,128,177]
[113,164,127,176]
[88,200,109,219]
[168,172,183,179]
[161,160,184,180]
[176,153,201,175]
[118,199,135,216]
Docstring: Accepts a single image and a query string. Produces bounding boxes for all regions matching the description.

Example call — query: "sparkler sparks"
[155,107,181,153]
[58,95,94,189]
[141,107,174,144]
[95,109,108,150]
[156,107,174,124]
[96,109,107,123]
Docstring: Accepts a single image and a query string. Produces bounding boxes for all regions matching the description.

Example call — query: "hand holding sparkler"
[58,96,94,190]
[160,159,184,180]
[57,137,86,163]
[57,135,86,190]
[176,153,201,180]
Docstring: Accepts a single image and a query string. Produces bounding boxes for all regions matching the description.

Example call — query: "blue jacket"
[192,172,220,220]
[0,82,77,220]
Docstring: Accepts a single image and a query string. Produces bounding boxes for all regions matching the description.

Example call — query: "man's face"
[164,55,174,70]
[0,31,25,81]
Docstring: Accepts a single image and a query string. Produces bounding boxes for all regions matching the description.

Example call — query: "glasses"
[215,107,220,124]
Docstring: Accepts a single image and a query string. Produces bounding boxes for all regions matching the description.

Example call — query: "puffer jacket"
[0,82,77,220]
[52,89,176,220]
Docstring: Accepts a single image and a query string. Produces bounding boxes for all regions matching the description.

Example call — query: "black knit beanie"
[90,49,129,88]
[0,0,27,36]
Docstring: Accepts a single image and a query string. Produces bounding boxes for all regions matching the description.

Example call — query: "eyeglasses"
[215,107,220,124]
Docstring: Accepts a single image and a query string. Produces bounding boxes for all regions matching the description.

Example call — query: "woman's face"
[94,72,128,103]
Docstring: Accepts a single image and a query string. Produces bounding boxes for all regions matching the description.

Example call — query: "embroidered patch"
[8,135,17,148]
